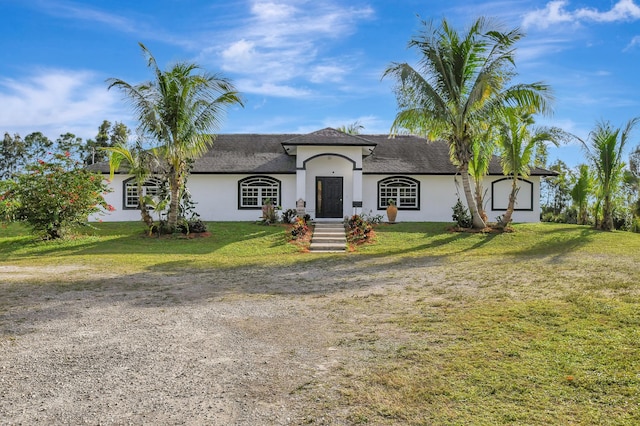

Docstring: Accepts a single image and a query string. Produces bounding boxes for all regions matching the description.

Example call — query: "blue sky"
[1,0,639,168]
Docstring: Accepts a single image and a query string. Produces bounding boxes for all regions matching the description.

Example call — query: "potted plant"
[386,199,398,223]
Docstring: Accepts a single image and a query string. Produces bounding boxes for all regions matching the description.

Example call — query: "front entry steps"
[309,222,347,253]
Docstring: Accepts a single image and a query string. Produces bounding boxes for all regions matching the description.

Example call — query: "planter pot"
[386,205,398,223]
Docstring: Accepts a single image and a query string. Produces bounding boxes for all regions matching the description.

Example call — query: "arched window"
[377,176,420,210]
[238,176,281,209]
[491,178,533,211]
[123,177,164,209]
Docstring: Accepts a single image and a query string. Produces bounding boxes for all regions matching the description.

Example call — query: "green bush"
[0,152,112,239]
[452,199,472,228]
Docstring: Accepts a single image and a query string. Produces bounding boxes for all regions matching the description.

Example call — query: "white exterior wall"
[95,173,296,222]
[362,174,542,223]
[362,175,459,222]
[95,170,542,223]
[187,174,296,221]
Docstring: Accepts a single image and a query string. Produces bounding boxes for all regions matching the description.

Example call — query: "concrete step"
[309,222,347,253]
[309,242,347,252]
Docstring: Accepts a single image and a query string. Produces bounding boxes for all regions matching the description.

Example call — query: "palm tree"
[107,43,243,231]
[495,108,562,228]
[468,125,496,223]
[103,142,161,229]
[582,118,639,231]
[571,164,592,225]
[383,17,552,228]
[337,121,364,135]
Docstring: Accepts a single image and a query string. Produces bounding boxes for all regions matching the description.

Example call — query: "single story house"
[92,128,553,222]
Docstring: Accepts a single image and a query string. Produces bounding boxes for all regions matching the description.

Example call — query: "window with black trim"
[123,177,163,209]
[239,176,281,209]
[378,176,419,209]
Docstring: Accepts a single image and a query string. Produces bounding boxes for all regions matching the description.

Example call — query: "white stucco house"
[92,128,552,223]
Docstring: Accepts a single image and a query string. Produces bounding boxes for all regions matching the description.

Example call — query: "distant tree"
[107,42,243,231]
[0,132,53,180]
[24,131,54,162]
[581,118,639,231]
[571,164,593,225]
[541,160,572,219]
[337,121,364,135]
[0,133,26,180]
[56,132,85,161]
[84,121,131,165]
[495,108,562,228]
[383,17,552,228]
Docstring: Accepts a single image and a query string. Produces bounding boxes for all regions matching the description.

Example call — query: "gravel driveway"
[0,259,404,425]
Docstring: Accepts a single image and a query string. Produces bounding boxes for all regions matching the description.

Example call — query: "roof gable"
[281,127,377,147]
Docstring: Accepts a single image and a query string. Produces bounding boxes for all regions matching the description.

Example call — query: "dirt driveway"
[0,257,421,425]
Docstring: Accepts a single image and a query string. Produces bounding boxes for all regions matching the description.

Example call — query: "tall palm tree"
[496,108,562,227]
[582,118,639,231]
[571,164,592,225]
[107,43,243,231]
[103,142,161,229]
[383,17,552,228]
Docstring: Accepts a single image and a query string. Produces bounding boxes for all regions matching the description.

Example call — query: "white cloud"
[236,80,312,98]
[0,69,124,140]
[309,64,348,84]
[624,35,640,50]
[36,0,193,48]
[576,0,640,22]
[213,0,375,97]
[523,0,640,29]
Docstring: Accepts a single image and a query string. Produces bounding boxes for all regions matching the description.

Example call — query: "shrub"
[281,208,297,224]
[452,198,472,228]
[0,152,112,239]
[290,216,309,239]
[260,199,280,225]
[361,210,384,225]
[345,214,374,243]
[178,219,208,234]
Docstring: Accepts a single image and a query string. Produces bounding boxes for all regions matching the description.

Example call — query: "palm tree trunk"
[601,195,614,231]
[500,178,519,228]
[167,170,182,231]
[474,180,487,223]
[460,165,486,229]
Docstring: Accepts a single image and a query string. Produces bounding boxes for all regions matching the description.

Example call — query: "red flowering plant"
[0,152,112,239]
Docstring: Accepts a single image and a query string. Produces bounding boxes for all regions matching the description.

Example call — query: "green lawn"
[1,221,639,424]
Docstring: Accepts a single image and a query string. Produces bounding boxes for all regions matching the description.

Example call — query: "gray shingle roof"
[88,128,556,176]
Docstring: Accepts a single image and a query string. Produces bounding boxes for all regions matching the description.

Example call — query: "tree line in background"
[0,120,130,180]
[541,121,640,232]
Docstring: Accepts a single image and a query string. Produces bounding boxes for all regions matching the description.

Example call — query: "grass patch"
[0,221,312,273]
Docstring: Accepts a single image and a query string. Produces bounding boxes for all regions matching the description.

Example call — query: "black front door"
[316,177,343,218]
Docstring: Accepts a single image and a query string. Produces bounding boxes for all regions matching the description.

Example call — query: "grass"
[0,221,309,272]
[2,221,640,424]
